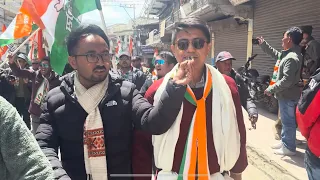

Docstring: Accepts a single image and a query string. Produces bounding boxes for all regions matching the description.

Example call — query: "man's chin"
[92,73,108,82]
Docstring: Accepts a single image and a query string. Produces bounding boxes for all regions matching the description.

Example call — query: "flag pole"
[12,28,40,55]
[0,28,40,68]
[96,0,117,69]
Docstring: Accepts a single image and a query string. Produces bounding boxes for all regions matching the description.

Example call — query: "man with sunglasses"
[115,52,146,90]
[35,24,189,180]
[215,51,258,129]
[138,16,247,180]
[8,55,60,135]
[30,58,40,71]
[140,51,177,96]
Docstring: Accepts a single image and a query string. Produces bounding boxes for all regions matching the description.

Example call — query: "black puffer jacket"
[36,72,186,180]
[230,69,258,117]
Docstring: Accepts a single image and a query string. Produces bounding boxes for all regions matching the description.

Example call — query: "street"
[241,106,307,180]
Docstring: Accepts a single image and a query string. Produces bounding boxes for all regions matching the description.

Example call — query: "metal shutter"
[252,0,320,76]
[214,24,248,70]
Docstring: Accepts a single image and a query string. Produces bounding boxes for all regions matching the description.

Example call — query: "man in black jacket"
[35,24,191,180]
[215,51,258,128]
[300,25,320,79]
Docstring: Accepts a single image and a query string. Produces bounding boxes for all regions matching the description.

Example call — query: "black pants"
[14,97,31,129]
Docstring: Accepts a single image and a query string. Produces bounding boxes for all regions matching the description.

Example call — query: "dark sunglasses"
[175,38,207,51]
[40,63,50,68]
[154,59,165,65]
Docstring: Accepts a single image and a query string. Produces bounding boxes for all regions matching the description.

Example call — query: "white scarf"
[34,73,50,105]
[152,64,241,180]
[74,72,109,180]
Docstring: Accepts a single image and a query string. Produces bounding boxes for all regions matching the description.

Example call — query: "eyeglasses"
[32,62,40,65]
[154,59,165,65]
[40,63,50,68]
[74,52,111,63]
[175,38,207,51]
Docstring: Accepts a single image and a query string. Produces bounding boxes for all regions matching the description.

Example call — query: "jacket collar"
[282,44,301,56]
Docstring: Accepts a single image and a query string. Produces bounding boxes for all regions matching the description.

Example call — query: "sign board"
[140,45,154,54]
[229,0,250,6]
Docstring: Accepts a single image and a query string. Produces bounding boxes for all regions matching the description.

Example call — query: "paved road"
[242,107,307,180]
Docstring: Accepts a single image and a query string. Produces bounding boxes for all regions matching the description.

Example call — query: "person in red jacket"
[296,68,320,180]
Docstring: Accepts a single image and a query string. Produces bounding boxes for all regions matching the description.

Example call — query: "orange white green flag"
[0,12,33,47]
[0,25,9,60]
[20,0,103,75]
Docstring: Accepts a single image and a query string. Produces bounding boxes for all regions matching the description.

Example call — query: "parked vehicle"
[237,54,278,114]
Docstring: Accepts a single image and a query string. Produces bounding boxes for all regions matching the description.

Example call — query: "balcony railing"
[164,10,181,30]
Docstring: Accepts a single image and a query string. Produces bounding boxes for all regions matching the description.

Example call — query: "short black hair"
[41,56,50,63]
[158,51,177,65]
[300,25,313,35]
[286,27,303,45]
[66,24,110,56]
[171,16,211,44]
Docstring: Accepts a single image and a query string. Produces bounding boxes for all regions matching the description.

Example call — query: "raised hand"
[172,60,194,86]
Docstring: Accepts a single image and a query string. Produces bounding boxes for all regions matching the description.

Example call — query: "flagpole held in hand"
[0,28,40,68]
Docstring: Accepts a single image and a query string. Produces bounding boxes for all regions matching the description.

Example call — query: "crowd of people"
[0,15,319,180]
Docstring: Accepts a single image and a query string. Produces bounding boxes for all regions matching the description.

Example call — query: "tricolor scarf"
[34,74,50,106]
[152,64,240,180]
[270,54,282,86]
[74,72,108,180]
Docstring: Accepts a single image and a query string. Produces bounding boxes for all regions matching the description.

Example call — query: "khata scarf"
[152,64,240,180]
[74,72,109,180]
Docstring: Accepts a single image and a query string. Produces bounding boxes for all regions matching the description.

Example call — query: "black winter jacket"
[35,72,186,180]
[230,69,258,117]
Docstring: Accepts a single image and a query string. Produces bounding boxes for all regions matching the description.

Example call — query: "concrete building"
[144,0,320,76]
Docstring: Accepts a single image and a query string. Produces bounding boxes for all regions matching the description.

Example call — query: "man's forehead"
[176,27,206,39]
[77,35,109,50]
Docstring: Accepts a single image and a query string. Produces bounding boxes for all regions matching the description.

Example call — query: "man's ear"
[68,56,77,70]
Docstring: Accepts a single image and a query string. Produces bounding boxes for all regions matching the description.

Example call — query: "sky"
[81,0,145,27]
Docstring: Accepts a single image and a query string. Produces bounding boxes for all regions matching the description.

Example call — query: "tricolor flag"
[0,12,33,47]
[0,25,9,61]
[116,36,122,56]
[20,0,103,75]
[28,29,46,60]
[129,36,133,56]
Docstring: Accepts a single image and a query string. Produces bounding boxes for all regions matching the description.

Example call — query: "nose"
[186,41,196,53]
[96,55,105,65]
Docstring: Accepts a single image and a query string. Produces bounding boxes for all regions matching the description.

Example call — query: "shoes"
[274,134,281,140]
[274,146,296,156]
[271,142,283,149]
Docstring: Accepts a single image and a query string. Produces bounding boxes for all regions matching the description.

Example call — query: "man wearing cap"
[300,25,320,79]
[116,52,146,90]
[215,51,258,129]
[8,55,60,135]
[8,53,32,129]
